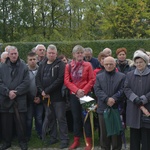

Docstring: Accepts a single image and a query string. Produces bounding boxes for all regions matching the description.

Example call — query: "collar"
[134,67,150,76]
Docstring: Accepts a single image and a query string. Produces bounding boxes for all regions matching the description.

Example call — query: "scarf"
[71,60,83,82]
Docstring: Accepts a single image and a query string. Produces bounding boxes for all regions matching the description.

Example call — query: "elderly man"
[94,56,125,150]
[35,44,46,65]
[0,46,29,150]
[36,44,69,149]
[84,47,99,69]
[103,48,112,56]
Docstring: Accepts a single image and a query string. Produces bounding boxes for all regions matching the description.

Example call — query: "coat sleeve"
[36,64,44,95]
[94,75,109,103]
[124,74,138,102]
[14,65,30,95]
[0,65,9,96]
[112,75,126,102]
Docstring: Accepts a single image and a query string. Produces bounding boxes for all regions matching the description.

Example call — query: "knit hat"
[116,48,127,55]
[133,50,149,65]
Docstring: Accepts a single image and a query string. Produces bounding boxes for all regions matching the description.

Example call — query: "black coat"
[116,60,131,74]
[36,58,65,102]
[94,70,125,114]
[0,58,30,112]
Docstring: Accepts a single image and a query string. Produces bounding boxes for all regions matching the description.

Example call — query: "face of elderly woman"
[135,58,147,71]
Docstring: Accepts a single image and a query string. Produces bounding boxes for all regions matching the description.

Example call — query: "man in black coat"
[94,56,125,150]
[36,44,69,149]
[0,46,29,150]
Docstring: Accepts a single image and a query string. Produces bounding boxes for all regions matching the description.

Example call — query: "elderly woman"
[64,45,95,150]
[124,50,150,150]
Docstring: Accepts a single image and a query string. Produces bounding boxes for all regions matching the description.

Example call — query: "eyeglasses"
[38,49,45,51]
[104,63,114,66]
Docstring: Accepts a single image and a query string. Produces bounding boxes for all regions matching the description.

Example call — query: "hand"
[76,89,84,98]
[42,91,46,97]
[107,97,115,107]
[134,97,143,107]
[34,97,40,104]
[9,90,17,100]
[140,106,150,117]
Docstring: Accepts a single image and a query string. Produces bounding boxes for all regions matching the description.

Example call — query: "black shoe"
[0,143,11,150]
[19,142,28,150]
[60,142,68,149]
[49,139,59,145]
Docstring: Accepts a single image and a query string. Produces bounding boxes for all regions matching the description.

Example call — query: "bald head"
[103,48,112,56]
[104,56,116,72]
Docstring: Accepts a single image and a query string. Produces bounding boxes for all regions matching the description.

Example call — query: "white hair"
[1,51,8,59]
[5,45,11,52]
[35,44,46,51]
[103,48,112,55]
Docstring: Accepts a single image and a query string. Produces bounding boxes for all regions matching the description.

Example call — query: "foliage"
[82,100,97,112]
[1,38,150,61]
[0,0,150,42]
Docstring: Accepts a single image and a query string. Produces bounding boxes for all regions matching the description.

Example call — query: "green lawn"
[24,127,130,149]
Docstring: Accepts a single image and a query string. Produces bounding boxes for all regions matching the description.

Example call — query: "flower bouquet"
[79,96,97,149]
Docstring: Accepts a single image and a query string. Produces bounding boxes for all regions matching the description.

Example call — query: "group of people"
[0,44,150,150]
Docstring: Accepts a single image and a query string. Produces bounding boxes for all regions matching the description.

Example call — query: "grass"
[25,127,130,149]
[7,126,130,149]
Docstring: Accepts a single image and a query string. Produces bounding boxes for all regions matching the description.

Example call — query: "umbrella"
[42,98,55,141]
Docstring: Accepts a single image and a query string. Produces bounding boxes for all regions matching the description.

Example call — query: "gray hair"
[1,51,8,59]
[103,48,112,55]
[35,44,46,51]
[7,46,18,53]
[72,45,84,53]
[5,45,11,52]
[47,44,57,52]
[84,47,93,53]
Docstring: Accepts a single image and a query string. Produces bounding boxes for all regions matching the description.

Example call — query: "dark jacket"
[0,58,30,112]
[116,60,131,74]
[94,70,125,114]
[124,67,150,129]
[36,58,65,102]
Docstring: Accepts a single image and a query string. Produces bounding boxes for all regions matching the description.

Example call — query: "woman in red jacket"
[64,45,95,150]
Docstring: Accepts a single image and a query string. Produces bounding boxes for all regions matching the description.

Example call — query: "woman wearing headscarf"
[124,50,150,150]
[64,45,95,150]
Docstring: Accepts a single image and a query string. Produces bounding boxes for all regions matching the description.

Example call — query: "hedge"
[1,38,150,61]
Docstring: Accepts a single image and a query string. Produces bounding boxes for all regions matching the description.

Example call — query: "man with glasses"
[84,47,99,69]
[94,56,125,150]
